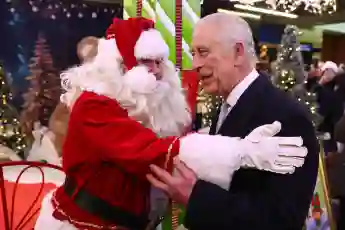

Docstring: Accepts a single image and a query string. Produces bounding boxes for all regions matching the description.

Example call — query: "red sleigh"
[0,161,65,230]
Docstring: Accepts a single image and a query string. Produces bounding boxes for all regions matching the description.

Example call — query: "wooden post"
[318,140,336,230]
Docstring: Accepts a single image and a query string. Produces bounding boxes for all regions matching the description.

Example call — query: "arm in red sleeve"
[72,92,179,175]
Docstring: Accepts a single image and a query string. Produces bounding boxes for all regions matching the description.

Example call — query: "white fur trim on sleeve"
[178,133,243,190]
[134,29,169,60]
[123,66,157,94]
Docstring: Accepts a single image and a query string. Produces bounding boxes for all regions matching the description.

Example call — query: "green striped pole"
[123,0,200,70]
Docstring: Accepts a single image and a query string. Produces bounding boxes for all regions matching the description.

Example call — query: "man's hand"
[146,159,197,206]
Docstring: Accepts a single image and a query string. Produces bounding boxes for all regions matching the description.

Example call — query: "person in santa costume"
[34,17,308,230]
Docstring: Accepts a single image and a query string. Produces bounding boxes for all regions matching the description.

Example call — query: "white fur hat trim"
[124,66,157,94]
[93,38,121,66]
[321,61,338,73]
[134,29,169,60]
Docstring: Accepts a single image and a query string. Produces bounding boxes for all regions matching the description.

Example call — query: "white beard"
[123,61,192,137]
[61,59,191,137]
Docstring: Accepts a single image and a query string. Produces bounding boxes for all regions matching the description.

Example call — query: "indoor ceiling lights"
[234,4,298,18]
[217,8,262,20]
[230,0,337,14]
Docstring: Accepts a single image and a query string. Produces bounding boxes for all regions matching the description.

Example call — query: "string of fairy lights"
[0,65,27,154]
[233,0,337,14]
[5,0,122,19]
[198,87,223,128]
[275,0,337,14]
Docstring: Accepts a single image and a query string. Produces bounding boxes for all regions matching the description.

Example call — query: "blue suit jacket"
[184,75,319,230]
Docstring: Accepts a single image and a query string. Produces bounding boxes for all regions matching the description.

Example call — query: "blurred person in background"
[314,61,343,154]
[334,68,345,105]
[306,59,322,91]
[327,114,345,230]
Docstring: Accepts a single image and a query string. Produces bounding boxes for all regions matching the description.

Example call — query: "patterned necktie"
[216,102,230,133]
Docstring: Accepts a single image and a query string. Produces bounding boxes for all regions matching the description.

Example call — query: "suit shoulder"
[261,84,310,120]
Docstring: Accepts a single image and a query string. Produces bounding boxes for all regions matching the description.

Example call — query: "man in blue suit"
[148,13,319,230]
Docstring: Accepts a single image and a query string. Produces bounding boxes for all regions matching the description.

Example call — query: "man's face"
[137,58,164,80]
[191,24,245,96]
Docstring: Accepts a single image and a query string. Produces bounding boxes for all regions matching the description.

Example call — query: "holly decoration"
[311,193,322,223]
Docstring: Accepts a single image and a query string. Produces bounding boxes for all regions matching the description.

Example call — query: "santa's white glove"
[240,121,307,174]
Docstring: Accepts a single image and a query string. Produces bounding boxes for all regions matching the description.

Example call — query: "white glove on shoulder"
[240,121,307,174]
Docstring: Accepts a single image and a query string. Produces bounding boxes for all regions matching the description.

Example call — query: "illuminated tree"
[0,63,27,156]
[273,25,322,127]
[20,33,61,140]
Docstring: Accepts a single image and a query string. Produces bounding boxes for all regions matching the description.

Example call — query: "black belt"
[63,177,149,230]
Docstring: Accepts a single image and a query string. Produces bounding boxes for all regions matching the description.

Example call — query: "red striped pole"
[136,0,142,16]
[172,0,183,229]
[175,0,182,71]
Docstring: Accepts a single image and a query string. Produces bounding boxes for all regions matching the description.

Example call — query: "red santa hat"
[104,17,170,70]
[90,17,170,94]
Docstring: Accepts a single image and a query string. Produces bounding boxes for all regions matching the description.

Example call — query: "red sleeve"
[71,92,179,175]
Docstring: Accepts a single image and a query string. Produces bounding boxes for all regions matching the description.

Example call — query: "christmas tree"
[273,25,322,127]
[273,25,305,91]
[20,33,61,140]
[0,63,27,157]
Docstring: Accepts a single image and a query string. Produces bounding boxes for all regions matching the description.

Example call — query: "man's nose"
[192,56,203,71]
[150,64,162,79]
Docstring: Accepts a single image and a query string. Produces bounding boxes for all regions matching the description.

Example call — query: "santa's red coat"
[52,91,179,229]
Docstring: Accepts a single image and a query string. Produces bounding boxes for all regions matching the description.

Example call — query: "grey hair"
[197,13,258,66]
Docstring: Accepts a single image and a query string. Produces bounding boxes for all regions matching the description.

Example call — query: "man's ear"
[233,42,246,66]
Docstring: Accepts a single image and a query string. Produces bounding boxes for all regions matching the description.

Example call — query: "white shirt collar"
[225,69,259,107]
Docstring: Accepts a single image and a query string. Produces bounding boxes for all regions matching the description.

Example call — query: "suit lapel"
[217,75,269,136]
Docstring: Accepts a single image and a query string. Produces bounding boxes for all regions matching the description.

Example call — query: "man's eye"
[199,50,208,56]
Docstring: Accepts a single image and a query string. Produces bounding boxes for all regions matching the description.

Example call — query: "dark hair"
[312,58,319,68]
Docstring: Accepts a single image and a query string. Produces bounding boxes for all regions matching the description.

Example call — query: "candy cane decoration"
[175,0,183,71]
[172,0,183,229]
[136,0,142,16]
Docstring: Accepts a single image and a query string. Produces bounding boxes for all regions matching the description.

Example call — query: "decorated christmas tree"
[0,63,27,157]
[20,33,61,140]
[273,25,322,127]
[199,91,223,128]
[273,25,305,91]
